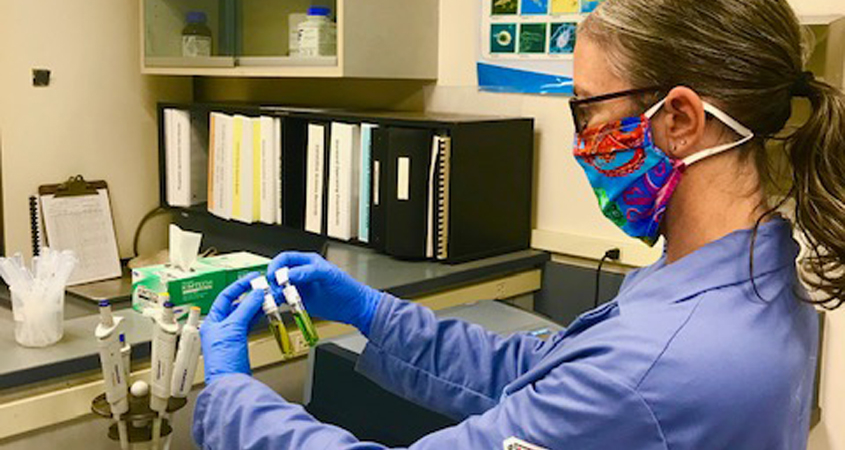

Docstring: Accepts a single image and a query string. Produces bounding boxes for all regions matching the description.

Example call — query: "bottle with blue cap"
[182,11,212,57]
[297,6,337,57]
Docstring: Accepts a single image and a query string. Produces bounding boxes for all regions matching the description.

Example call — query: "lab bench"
[0,242,548,443]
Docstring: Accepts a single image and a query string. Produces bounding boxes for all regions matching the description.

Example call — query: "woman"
[193,0,843,448]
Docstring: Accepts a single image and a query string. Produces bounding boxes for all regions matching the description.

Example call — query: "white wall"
[0,0,190,260]
[425,1,844,449]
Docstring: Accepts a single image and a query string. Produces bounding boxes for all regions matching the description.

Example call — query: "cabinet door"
[144,0,236,67]
[238,0,338,68]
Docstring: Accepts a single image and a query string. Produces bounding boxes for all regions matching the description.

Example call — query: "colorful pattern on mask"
[574,115,684,246]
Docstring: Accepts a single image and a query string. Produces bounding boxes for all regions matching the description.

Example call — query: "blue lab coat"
[193,217,818,449]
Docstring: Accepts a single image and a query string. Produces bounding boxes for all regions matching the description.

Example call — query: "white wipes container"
[297,6,337,57]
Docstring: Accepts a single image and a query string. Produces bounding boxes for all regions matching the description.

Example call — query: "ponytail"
[786,76,845,309]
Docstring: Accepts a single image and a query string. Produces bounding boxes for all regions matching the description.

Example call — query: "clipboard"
[38,175,122,286]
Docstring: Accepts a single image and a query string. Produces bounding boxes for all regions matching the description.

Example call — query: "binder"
[208,112,232,220]
[233,115,257,223]
[252,117,262,222]
[327,122,361,241]
[274,117,284,225]
[359,124,377,243]
[232,115,244,221]
[282,120,307,229]
[164,108,208,207]
[305,123,327,234]
[369,127,389,252]
[383,127,435,260]
[259,116,277,224]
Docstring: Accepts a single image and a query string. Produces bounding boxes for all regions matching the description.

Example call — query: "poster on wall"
[478,0,605,94]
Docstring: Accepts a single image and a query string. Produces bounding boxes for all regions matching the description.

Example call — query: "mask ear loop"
[644,98,755,167]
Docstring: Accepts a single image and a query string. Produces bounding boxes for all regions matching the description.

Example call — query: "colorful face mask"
[573,98,754,246]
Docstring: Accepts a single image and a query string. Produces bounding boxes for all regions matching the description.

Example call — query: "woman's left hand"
[200,273,265,385]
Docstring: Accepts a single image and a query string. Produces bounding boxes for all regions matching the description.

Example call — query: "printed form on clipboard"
[38,176,122,286]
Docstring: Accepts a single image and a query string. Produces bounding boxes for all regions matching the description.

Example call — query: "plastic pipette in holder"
[250,277,294,357]
[275,268,319,347]
[95,300,130,450]
[150,302,179,449]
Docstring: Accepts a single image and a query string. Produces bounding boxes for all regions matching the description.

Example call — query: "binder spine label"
[373,161,380,206]
[397,157,410,201]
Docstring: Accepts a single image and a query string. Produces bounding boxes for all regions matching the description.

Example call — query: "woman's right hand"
[267,252,383,334]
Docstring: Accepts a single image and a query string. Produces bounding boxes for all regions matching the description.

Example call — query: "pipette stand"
[92,391,187,448]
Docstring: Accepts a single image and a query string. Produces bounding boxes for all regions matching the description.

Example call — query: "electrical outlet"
[32,69,50,87]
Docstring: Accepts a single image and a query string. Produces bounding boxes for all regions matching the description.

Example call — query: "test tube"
[250,277,294,357]
[275,268,319,347]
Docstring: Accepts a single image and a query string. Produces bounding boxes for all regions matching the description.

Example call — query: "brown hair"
[581,0,845,309]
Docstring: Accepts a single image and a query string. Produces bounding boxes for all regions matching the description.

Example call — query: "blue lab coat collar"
[617,216,799,309]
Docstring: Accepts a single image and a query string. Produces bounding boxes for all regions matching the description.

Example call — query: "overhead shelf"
[141,0,438,80]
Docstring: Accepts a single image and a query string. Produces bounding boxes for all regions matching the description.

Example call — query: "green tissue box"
[132,252,270,315]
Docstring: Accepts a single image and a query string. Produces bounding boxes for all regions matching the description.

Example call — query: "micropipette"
[150,302,178,449]
[95,300,130,450]
[275,268,319,347]
[250,277,294,357]
[171,307,202,398]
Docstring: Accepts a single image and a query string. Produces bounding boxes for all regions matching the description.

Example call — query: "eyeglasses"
[570,86,665,133]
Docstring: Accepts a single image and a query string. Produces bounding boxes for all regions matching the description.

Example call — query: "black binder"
[282,119,306,229]
[382,127,435,260]
[369,127,389,253]
[320,123,332,236]
[373,119,533,263]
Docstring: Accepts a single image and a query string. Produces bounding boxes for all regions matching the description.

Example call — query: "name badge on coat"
[503,437,549,450]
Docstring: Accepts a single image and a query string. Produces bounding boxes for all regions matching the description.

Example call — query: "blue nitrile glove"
[200,272,266,385]
[267,252,383,335]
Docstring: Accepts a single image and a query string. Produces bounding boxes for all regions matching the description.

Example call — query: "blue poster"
[479,0,589,94]
[521,0,549,15]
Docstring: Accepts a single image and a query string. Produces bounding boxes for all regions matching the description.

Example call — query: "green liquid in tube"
[293,311,319,347]
[269,320,294,357]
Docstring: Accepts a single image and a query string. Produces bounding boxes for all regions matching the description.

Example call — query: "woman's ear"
[651,86,707,160]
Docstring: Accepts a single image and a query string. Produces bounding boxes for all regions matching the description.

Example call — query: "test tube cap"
[250,276,270,291]
[275,267,290,286]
